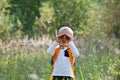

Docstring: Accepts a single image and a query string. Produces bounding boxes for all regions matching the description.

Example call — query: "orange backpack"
[49,46,76,80]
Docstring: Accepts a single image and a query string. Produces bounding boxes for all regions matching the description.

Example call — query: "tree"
[49,0,90,36]
[7,0,42,37]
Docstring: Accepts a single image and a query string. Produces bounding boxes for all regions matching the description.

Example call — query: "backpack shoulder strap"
[68,48,76,72]
[52,46,60,70]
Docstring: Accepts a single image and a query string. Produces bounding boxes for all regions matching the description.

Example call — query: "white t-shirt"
[52,47,74,77]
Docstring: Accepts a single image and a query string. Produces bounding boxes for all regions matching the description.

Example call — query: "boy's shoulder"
[55,45,60,50]
[56,45,60,48]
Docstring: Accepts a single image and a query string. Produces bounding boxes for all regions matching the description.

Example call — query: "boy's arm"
[69,41,79,57]
[47,41,58,56]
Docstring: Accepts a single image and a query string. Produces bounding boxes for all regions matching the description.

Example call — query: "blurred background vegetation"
[0,0,119,39]
[0,0,120,80]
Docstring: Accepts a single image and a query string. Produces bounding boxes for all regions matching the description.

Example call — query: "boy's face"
[58,34,70,47]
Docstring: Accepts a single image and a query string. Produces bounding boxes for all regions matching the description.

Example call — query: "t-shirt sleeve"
[47,41,58,56]
[69,41,79,57]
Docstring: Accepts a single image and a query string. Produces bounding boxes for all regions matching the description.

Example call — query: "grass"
[0,53,51,80]
[0,36,120,80]
[0,51,119,80]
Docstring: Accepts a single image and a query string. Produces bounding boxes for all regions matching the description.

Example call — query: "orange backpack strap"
[67,48,76,80]
[51,46,60,71]
[67,48,76,72]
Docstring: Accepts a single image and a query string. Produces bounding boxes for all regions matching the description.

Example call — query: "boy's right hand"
[56,36,59,43]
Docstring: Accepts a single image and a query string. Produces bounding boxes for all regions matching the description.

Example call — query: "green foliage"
[33,1,55,37]
[0,36,119,80]
[103,0,120,38]
[0,46,119,80]
[75,46,120,80]
[0,53,51,80]
[33,0,91,38]
[7,0,42,37]
[0,0,120,39]
[50,0,90,35]
[0,0,120,79]
[0,0,10,40]
[108,54,120,79]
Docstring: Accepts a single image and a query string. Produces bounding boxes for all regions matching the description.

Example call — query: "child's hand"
[56,36,59,43]
[69,37,74,42]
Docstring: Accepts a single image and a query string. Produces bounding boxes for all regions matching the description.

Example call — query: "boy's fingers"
[56,37,59,42]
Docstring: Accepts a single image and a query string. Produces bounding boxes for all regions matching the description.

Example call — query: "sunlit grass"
[0,36,120,80]
[0,52,51,80]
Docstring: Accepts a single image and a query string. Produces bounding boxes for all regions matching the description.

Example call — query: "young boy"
[47,26,79,80]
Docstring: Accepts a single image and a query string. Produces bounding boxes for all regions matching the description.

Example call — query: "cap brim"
[57,33,73,39]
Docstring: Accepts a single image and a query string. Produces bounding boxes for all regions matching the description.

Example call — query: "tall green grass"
[0,53,51,80]
[75,38,120,80]
[75,52,119,80]
[0,50,119,80]
[0,36,120,80]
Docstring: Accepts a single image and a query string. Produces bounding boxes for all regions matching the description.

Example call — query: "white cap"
[57,26,73,39]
